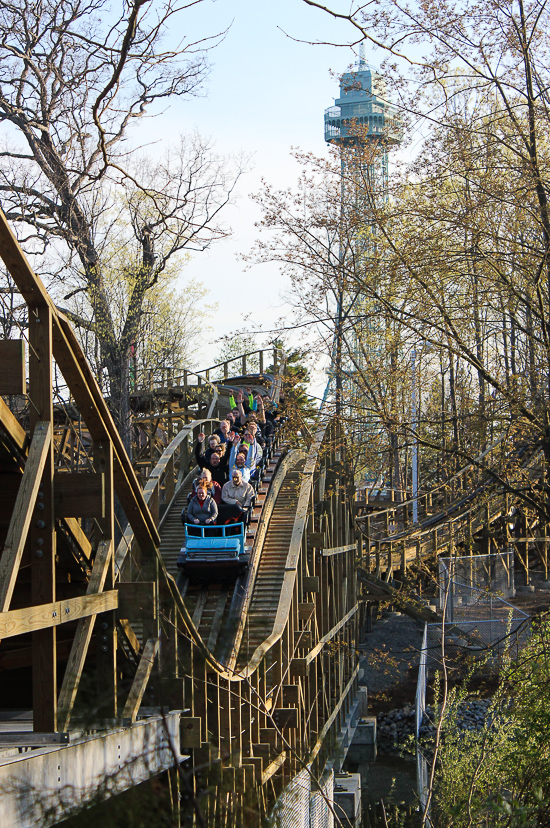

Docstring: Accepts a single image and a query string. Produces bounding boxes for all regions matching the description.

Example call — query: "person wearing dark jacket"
[195,436,229,486]
[185,485,217,525]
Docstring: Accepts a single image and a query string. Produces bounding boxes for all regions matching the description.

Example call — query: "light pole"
[411,346,419,523]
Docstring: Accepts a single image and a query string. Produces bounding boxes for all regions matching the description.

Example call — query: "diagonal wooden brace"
[0,421,52,612]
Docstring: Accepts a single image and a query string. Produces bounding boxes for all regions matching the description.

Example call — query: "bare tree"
[0,0,240,446]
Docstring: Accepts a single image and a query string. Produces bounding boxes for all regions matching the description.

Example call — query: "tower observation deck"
[324,58,401,144]
[324,57,401,196]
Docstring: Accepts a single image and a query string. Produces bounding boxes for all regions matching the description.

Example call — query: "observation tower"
[324,53,401,198]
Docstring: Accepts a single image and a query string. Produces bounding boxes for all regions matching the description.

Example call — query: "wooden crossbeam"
[0,590,118,638]
[261,751,286,785]
[321,543,356,557]
[0,396,27,457]
[57,540,112,731]
[0,421,52,612]
[62,517,93,561]
[121,637,159,723]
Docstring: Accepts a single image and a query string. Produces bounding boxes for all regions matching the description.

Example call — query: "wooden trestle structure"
[0,210,362,827]
[357,441,549,588]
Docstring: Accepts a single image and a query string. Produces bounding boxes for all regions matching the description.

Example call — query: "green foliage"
[433,620,550,827]
[217,333,261,375]
[269,341,319,426]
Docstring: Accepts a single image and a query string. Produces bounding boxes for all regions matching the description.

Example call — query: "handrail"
[132,364,218,398]
[238,423,327,678]
[359,433,510,518]
[369,444,543,551]
[224,449,303,671]
[197,347,284,382]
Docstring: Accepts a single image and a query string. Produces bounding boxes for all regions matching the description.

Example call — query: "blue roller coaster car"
[177,523,249,575]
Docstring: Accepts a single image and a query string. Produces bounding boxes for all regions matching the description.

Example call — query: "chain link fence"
[434,551,530,662]
[270,769,334,828]
[415,550,531,825]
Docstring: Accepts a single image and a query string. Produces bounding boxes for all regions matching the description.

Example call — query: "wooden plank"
[54,472,105,518]
[305,604,359,665]
[0,421,52,612]
[0,339,25,394]
[0,396,27,456]
[298,602,315,621]
[57,540,112,731]
[180,716,202,749]
[0,590,118,638]
[294,630,312,649]
[241,757,263,783]
[308,532,324,547]
[121,637,159,723]
[261,751,286,784]
[116,581,156,620]
[272,708,298,729]
[28,305,56,734]
[289,658,308,677]
[0,214,159,554]
[259,728,278,747]
[118,617,141,658]
[303,576,320,593]
[282,685,300,706]
[321,544,356,557]
[55,315,160,550]
[62,517,93,561]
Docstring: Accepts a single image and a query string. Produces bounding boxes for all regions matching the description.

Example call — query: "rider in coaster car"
[189,468,222,504]
[185,484,218,525]
[195,432,230,485]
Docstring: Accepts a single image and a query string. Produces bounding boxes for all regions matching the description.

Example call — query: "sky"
[139,0,365,383]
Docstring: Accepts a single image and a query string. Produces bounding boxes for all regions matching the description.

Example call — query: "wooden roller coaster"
[0,210,362,827]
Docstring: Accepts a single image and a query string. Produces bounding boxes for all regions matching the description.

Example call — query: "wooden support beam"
[303,576,320,593]
[308,532,324,547]
[242,756,263,784]
[272,708,298,729]
[57,540,112,731]
[0,396,27,457]
[118,617,141,658]
[62,517,93,561]
[0,213,160,555]
[289,659,308,677]
[0,339,25,395]
[28,303,57,734]
[0,421,52,611]
[53,472,105,518]
[320,543,356,557]
[121,637,159,724]
[261,751,286,785]
[0,590,118,638]
[297,602,315,621]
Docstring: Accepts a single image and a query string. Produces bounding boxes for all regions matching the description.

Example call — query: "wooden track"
[0,207,362,827]
[237,463,303,666]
